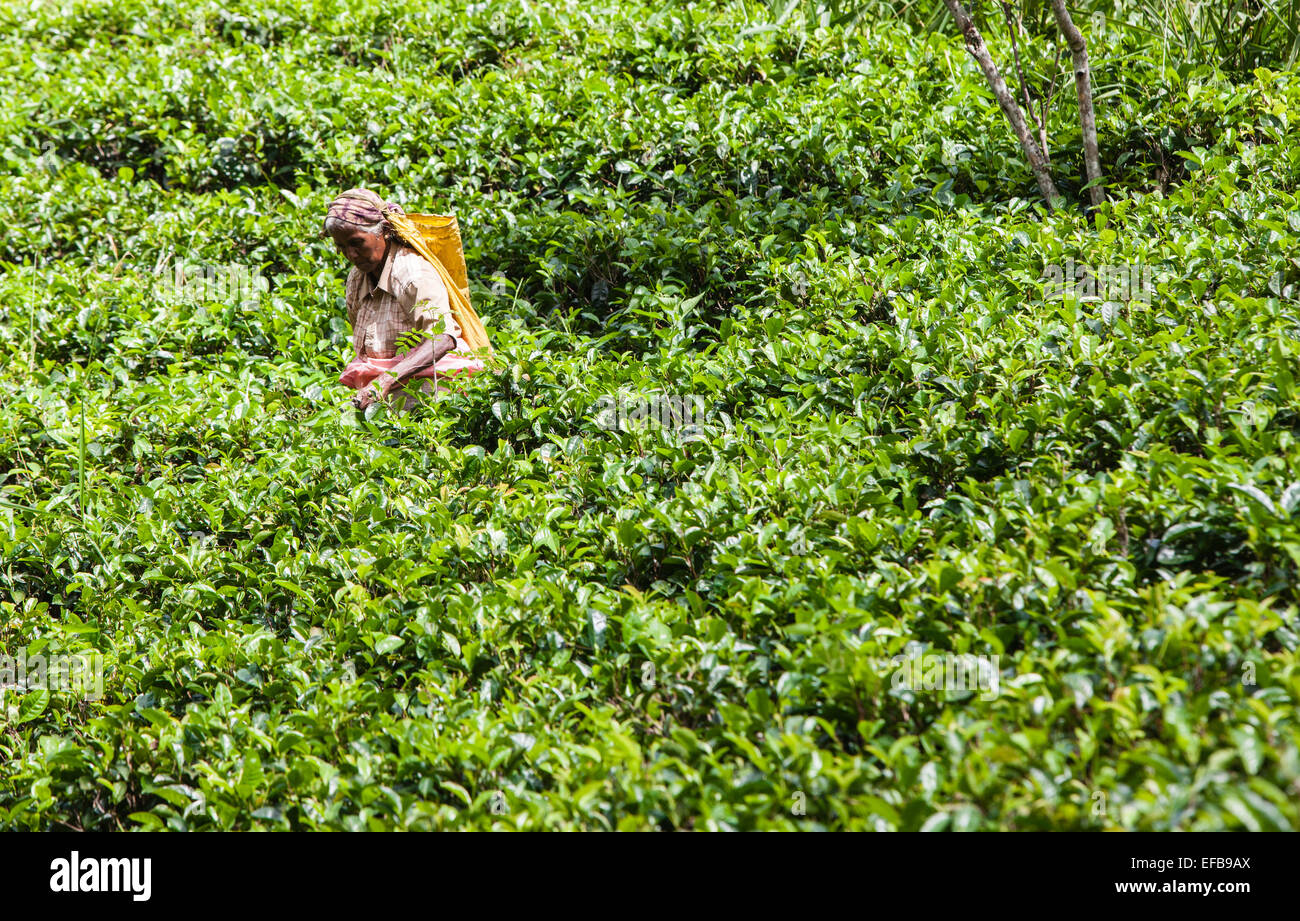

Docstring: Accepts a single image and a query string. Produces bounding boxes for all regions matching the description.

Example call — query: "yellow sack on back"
[382,209,494,357]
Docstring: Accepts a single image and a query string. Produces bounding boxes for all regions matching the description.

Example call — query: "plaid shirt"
[346,245,465,359]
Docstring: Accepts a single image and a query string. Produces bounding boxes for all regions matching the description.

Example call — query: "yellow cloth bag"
[383,209,494,357]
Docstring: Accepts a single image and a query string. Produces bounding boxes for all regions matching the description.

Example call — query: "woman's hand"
[353,387,378,410]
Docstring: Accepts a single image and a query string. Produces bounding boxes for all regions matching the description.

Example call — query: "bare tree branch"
[1001,2,1044,161]
[1050,0,1105,207]
[943,0,1061,208]
[1039,43,1064,163]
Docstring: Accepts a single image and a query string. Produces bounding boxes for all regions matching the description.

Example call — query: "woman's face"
[330,227,388,274]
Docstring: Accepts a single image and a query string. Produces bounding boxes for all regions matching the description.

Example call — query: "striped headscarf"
[323,188,403,234]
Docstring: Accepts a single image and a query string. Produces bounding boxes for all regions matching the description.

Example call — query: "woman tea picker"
[324,188,489,411]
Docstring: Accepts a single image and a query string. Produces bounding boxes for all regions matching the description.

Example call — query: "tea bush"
[0,0,1297,830]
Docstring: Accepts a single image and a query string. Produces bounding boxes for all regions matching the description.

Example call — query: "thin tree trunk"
[943,0,1061,209]
[1050,0,1105,208]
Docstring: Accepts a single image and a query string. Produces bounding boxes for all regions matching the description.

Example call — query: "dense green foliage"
[825,0,1300,75]
[1,0,1298,830]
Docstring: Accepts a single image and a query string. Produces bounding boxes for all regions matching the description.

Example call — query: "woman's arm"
[377,331,457,399]
[353,330,457,409]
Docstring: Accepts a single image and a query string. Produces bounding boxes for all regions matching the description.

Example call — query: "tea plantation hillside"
[1,0,1298,830]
